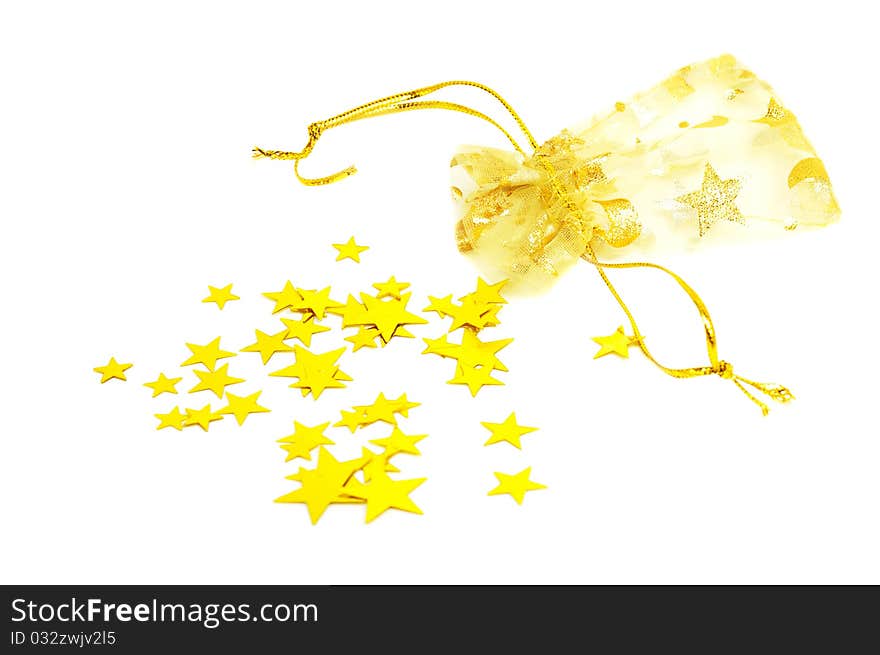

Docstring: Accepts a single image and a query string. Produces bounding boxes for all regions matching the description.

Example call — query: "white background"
[1,1,878,584]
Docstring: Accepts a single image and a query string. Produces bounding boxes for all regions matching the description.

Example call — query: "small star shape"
[462,277,508,305]
[482,413,538,449]
[189,363,245,398]
[181,337,236,370]
[276,421,334,462]
[240,329,294,364]
[675,163,744,237]
[372,276,410,300]
[422,294,458,318]
[154,406,186,431]
[263,281,303,313]
[592,326,642,359]
[143,372,182,397]
[389,393,420,418]
[280,316,330,347]
[333,236,369,263]
[355,292,428,342]
[344,471,426,523]
[488,467,546,505]
[334,408,368,433]
[183,405,224,431]
[447,363,504,397]
[94,357,132,383]
[345,326,380,351]
[202,284,239,310]
[369,427,427,457]
[293,287,341,320]
[217,391,270,425]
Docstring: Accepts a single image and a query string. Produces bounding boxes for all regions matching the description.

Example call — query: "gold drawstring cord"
[252,80,538,186]
[581,246,794,415]
[255,80,793,413]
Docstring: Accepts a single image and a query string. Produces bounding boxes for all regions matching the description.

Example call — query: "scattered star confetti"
[181,337,236,370]
[372,276,410,300]
[143,372,182,397]
[93,357,132,383]
[344,471,426,523]
[448,363,504,397]
[488,467,547,505]
[217,391,270,426]
[592,326,642,359]
[482,413,538,449]
[270,345,350,399]
[154,406,186,431]
[189,363,245,398]
[183,404,224,431]
[276,421,334,462]
[263,280,303,314]
[280,315,330,346]
[202,284,239,310]
[240,329,294,364]
[293,287,341,320]
[333,236,369,263]
[369,426,427,457]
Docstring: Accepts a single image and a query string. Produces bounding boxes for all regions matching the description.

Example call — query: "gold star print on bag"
[254,55,839,414]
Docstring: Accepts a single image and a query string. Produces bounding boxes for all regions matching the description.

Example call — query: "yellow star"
[343,471,426,523]
[333,236,369,263]
[675,163,744,236]
[275,447,368,524]
[201,284,239,310]
[280,315,330,347]
[276,421,333,462]
[591,326,641,359]
[270,346,350,399]
[488,467,546,505]
[217,390,270,425]
[334,408,369,433]
[143,372,182,397]
[372,276,410,300]
[369,427,427,457]
[355,292,428,342]
[154,406,186,431]
[263,281,303,314]
[458,328,512,372]
[93,357,132,383]
[422,294,458,318]
[463,277,508,305]
[355,392,399,426]
[293,287,341,320]
[447,363,504,397]
[389,393,420,418]
[181,337,236,370]
[183,404,224,431]
[359,448,400,483]
[447,296,494,332]
[421,334,461,358]
[189,362,245,398]
[482,413,538,449]
[240,329,294,364]
[345,326,380,351]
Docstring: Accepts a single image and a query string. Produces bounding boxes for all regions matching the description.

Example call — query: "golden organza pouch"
[255,55,839,414]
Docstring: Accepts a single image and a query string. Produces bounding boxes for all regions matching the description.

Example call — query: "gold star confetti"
[275,447,369,524]
[334,408,368,433]
[240,329,294,364]
[201,284,239,310]
[369,427,427,457]
[591,326,642,359]
[482,412,538,449]
[276,421,334,462]
[154,406,186,431]
[352,292,428,342]
[143,372,182,397]
[488,467,546,505]
[93,357,132,383]
[355,392,399,426]
[344,471,426,523]
[389,393,420,417]
[216,391,270,426]
[332,236,369,263]
[183,404,224,431]
[189,363,245,398]
[372,276,410,300]
[326,294,370,328]
[280,315,330,347]
[675,163,744,236]
[270,345,350,399]
[447,363,504,397]
[422,294,458,318]
[292,287,341,320]
[263,280,303,314]
[180,337,236,370]
[344,326,380,351]
[463,277,508,305]
[360,448,400,483]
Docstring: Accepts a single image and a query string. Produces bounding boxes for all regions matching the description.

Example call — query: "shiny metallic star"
[675,163,744,237]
